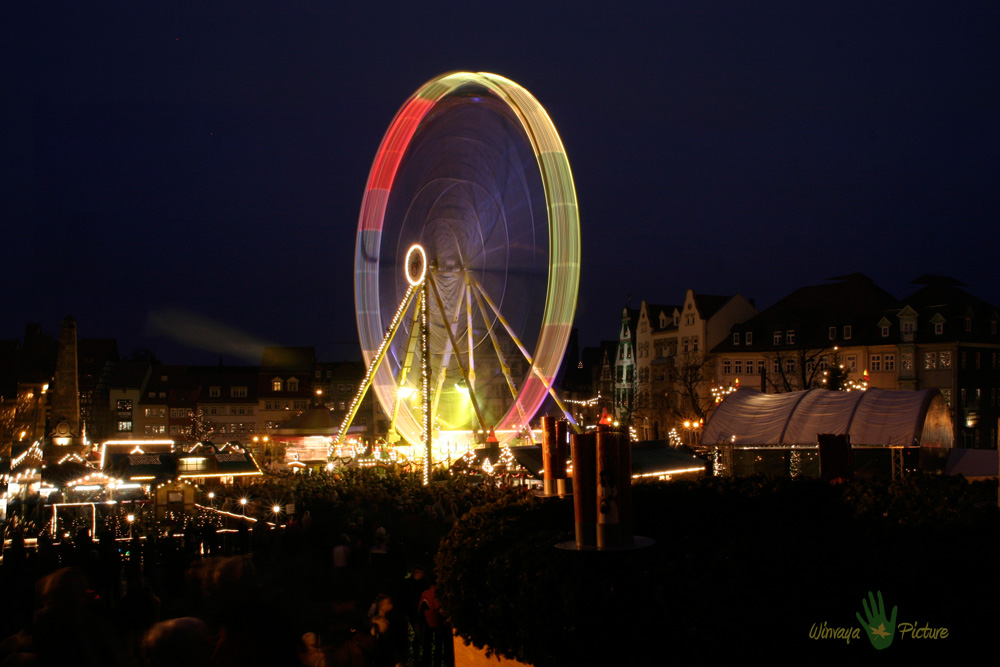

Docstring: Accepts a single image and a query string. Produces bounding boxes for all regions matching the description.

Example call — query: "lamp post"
[239,497,248,517]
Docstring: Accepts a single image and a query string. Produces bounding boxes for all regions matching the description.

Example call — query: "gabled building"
[712,274,1000,448]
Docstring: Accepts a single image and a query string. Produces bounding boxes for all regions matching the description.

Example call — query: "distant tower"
[614,307,636,422]
[49,316,81,444]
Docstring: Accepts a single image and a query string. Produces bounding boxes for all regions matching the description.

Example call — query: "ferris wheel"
[344,72,580,453]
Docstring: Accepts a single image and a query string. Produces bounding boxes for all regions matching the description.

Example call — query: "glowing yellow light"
[272,505,281,514]
[239,498,248,505]
[405,244,427,286]
[127,514,135,523]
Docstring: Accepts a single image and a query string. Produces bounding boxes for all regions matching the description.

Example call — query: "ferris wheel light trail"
[354,71,580,448]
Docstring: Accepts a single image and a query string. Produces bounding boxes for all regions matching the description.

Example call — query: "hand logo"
[856,590,897,650]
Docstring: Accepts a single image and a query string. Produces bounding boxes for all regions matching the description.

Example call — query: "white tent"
[701,387,952,447]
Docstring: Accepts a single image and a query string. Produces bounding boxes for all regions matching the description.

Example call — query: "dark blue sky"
[3,2,998,363]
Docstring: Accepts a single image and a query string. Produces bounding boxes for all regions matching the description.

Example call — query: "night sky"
[3,2,998,364]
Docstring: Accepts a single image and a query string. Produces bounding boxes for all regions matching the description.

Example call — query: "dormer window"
[745,332,753,345]
[844,325,852,340]
[272,378,283,392]
[733,333,740,345]
[786,330,796,345]
[773,331,782,345]
[935,322,944,335]
[829,326,836,340]
[881,326,890,337]
[288,378,299,392]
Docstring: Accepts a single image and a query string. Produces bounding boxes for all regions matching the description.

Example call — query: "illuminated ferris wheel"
[343,71,581,453]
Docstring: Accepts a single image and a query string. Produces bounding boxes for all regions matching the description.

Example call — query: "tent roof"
[701,387,952,447]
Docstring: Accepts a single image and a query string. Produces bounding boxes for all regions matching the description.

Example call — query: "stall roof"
[702,387,952,447]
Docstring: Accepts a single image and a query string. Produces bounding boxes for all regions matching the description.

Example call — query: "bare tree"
[765,346,834,393]
[670,353,715,423]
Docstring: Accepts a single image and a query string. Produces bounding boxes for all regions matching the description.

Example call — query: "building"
[712,274,1000,448]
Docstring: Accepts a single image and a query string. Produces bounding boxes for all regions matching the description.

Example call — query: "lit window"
[272,378,283,392]
[117,420,133,432]
[924,352,936,370]
[940,351,952,368]
[901,354,912,370]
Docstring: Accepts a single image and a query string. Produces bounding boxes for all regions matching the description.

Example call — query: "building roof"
[691,293,734,320]
[701,387,953,447]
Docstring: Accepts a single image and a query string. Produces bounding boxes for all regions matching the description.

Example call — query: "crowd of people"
[0,467,526,666]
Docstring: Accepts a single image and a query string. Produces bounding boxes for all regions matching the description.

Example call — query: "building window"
[940,351,952,368]
[902,322,915,335]
[935,322,944,335]
[231,386,247,398]
[884,354,895,371]
[901,353,912,370]
[772,359,780,374]
[843,326,852,339]
[692,338,699,352]
[757,360,765,374]
[924,352,936,370]
[773,331,782,345]
[117,420,133,432]
[723,360,732,374]
[733,333,740,345]
[786,330,796,345]
[745,332,753,345]
[975,352,981,369]
[940,388,951,406]
[210,386,221,398]
[965,317,972,332]
[288,378,299,392]
[846,355,857,371]
[117,399,132,411]
[881,326,889,337]
[272,378,283,391]
[871,355,882,372]
[734,360,743,374]
[829,326,837,340]
[784,358,795,373]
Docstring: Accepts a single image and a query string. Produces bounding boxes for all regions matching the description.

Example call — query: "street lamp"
[239,497,248,516]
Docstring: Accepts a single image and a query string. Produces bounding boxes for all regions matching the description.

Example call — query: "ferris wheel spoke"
[469,276,581,432]
[468,274,526,422]
[427,273,490,434]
